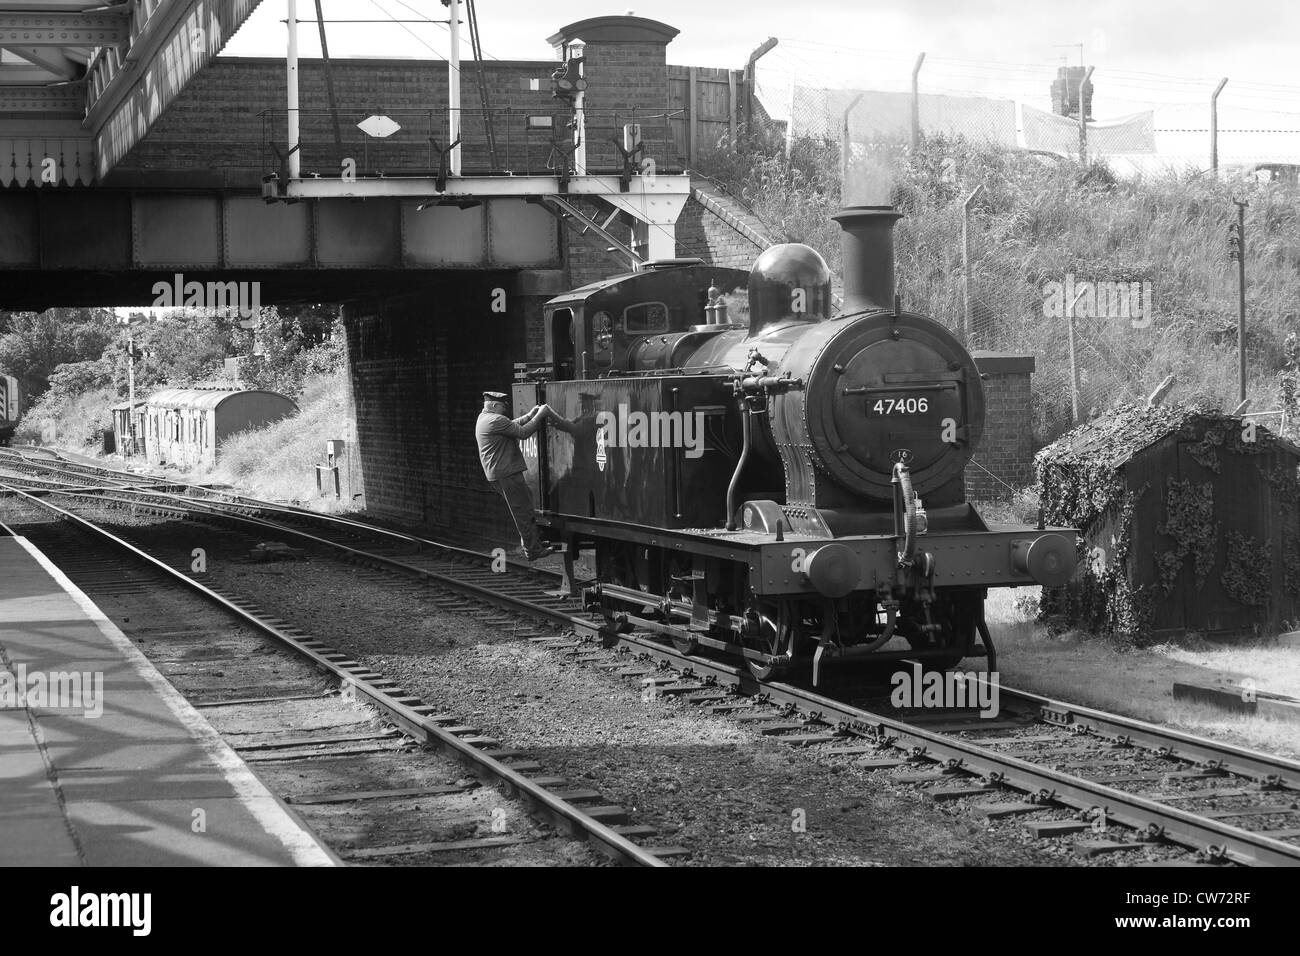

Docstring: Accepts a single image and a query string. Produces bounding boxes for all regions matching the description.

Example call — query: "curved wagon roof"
[144,388,298,412]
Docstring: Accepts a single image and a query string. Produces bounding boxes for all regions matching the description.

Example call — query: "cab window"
[623,302,668,334]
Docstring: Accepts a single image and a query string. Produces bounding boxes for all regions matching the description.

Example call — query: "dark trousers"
[490,472,544,556]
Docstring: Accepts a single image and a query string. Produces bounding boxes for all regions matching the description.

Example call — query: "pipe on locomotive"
[725,397,755,531]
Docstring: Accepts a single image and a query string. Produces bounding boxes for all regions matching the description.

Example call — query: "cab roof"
[545,262,748,310]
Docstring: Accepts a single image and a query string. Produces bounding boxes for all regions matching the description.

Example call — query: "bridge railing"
[260,107,688,180]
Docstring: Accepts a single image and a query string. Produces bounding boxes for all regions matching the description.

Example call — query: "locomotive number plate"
[869,397,930,415]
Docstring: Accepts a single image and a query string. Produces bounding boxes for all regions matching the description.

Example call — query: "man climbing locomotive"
[475,392,563,561]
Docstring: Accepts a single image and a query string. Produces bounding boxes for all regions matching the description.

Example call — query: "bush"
[237,308,346,398]
[16,384,117,448]
[0,309,116,405]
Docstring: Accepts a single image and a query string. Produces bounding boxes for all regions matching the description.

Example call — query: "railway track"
[0,470,677,867]
[3,447,1299,866]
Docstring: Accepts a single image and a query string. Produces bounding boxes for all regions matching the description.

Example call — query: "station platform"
[0,528,336,866]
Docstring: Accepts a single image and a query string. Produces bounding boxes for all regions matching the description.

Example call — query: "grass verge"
[209,368,361,511]
[984,586,1300,759]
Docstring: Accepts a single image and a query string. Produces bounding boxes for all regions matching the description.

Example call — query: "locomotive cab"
[539,264,748,380]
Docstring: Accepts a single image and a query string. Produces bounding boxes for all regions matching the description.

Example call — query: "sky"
[222,1,1300,164]
[224,1,1300,93]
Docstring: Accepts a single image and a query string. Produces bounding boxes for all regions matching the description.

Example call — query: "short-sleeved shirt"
[476,410,542,480]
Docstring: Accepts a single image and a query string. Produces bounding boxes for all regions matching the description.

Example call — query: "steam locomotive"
[514,206,1076,682]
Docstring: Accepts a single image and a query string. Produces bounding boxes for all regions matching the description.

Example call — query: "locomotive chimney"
[833,205,903,314]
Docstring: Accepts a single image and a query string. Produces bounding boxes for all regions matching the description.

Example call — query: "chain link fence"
[753,40,1300,172]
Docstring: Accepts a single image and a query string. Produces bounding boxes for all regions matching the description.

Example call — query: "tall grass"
[696,133,1300,446]
[211,368,358,509]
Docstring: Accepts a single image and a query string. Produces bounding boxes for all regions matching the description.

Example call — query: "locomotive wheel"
[744,602,795,680]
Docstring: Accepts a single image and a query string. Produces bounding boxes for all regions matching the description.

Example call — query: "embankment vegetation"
[696,129,1300,447]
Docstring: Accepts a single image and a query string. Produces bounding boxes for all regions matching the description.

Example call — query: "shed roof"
[144,388,296,411]
[1037,403,1300,472]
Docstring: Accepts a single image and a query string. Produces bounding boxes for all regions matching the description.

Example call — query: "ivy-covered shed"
[1036,404,1300,641]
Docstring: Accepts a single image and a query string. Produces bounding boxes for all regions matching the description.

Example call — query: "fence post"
[688,66,699,167]
[744,38,778,135]
[961,184,984,344]
[1210,77,1228,173]
[728,69,738,151]
[1231,198,1249,402]
[1077,66,1094,163]
[1067,309,1081,424]
[910,53,926,149]
[786,74,796,163]
[841,92,863,192]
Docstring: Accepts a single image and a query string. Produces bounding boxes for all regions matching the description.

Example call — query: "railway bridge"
[0,3,771,535]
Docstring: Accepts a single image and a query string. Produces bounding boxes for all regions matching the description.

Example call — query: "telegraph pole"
[448,0,462,176]
[127,330,136,455]
[286,0,300,180]
[118,313,142,456]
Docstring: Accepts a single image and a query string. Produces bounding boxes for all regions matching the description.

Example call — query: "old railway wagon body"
[144,388,297,470]
[110,400,145,457]
[515,206,1077,681]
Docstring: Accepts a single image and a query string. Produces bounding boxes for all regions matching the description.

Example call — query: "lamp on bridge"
[357,115,402,139]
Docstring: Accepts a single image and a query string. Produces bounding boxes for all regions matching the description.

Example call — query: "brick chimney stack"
[547,16,679,170]
[1051,65,1093,120]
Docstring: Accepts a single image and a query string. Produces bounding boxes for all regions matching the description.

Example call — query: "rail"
[259,106,687,179]
[0,477,668,868]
